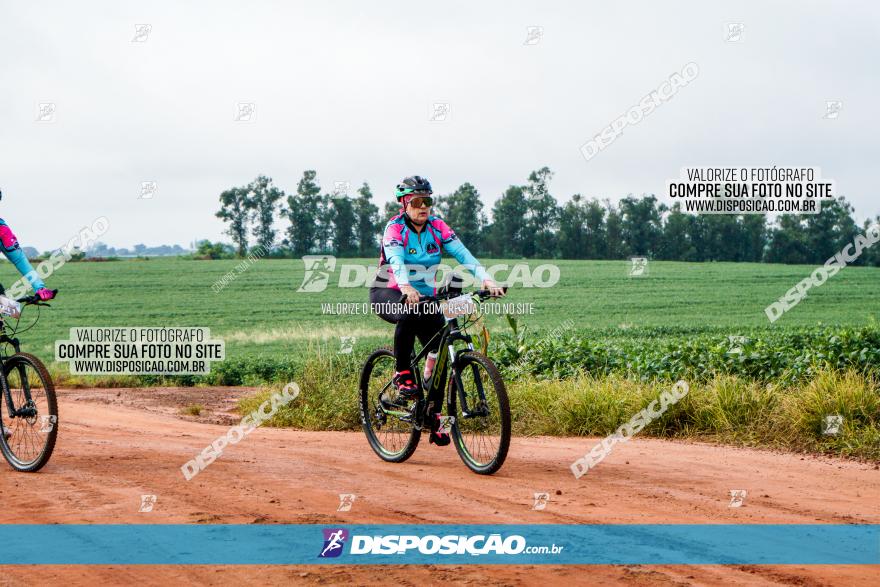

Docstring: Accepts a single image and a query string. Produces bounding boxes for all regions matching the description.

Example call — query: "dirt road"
[0,387,876,586]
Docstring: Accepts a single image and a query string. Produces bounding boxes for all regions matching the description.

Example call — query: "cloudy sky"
[1,1,876,250]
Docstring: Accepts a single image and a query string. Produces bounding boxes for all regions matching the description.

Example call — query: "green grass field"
[3,256,878,365]
[3,256,877,458]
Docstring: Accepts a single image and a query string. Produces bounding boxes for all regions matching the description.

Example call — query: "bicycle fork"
[445,330,489,419]
[0,335,33,419]
[3,365,36,419]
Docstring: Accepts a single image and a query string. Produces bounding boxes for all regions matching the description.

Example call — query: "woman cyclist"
[369,176,504,446]
[0,191,55,302]
[0,189,56,438]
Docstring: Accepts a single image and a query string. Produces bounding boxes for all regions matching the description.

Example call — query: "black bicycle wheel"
[359,347,420,463]
[0,353,58,472]
[448,351,510,475]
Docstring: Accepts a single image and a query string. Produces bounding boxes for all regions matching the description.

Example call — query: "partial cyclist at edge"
[0,189,57,440]
[0,190,56,303]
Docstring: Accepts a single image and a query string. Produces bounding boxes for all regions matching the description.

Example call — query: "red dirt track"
[0,387,876,586]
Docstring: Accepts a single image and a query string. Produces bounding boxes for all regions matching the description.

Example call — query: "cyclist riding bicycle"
[369,176,505,446]
[0,191,55,302]
[0,190,56,438]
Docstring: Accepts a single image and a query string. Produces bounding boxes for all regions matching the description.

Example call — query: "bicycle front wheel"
[448,351,510,475]
[0,353,58,472]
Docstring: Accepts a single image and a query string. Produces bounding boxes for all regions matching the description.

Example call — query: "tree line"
[214,168,880,266]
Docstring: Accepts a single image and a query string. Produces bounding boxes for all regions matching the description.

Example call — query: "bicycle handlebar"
[398,287,508,304]
[16,289,59,306]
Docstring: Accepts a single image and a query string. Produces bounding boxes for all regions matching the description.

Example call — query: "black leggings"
[370,287,444,372]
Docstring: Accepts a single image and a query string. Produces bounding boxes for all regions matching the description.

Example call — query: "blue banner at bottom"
[0,525,877,565]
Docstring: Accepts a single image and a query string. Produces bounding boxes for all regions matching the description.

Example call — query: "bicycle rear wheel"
[0,353,58,472]
[359,347,420,463]
[448,351,510,475]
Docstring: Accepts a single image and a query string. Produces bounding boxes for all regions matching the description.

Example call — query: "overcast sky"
[1,1,877,250]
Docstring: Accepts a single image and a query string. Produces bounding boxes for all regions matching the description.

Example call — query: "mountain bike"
[0,290,59,472]
[359,288,511,475]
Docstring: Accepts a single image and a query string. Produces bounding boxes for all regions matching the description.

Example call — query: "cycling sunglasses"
[408,195,434,208]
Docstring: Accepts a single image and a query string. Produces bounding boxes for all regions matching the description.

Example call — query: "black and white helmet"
[395,176,433,200]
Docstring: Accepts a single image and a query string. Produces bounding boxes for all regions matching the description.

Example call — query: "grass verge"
[240,366,880,461]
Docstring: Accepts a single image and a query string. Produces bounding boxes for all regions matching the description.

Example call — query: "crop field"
[2,256,878,379]
[2,256,879,458]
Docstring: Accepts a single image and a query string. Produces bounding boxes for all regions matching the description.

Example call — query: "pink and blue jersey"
[379,214,488,296]
[0,219,46,292]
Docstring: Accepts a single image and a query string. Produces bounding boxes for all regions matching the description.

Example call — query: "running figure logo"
[39,415,57,433]
[822,415,843,436]
[132,24,152,43]
[532,492,550,511]
[139,494,157,513]
[523,26,544,45]
[139,181,158,200]
[629,257,649,277]
[298,255,337,292]
[319,528,349,558]
[35,102,56,123]
[823,101,842,120]
[727,335,747,355]
[339,337,356,355]
[337,494,356,512]
[234,102,256,123]
[332,181,350,198]
[437,416,455,436]
[429,103,450,122]
[726,23,744,42]
[728,489,747,508]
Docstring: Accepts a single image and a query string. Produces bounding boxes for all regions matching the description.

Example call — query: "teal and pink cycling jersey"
[378,213,489,296]
[0,218,46,292]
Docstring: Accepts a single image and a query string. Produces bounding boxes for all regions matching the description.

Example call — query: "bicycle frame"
[378,306,488,428]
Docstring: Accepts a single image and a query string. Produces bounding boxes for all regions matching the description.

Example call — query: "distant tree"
[21,246,40,260]
[354,182,380,256]
[618,194,665,256]
[604,201,626,259]
[764,215,810,264]
[194,240,235,259]
[213,169,876,265]
[383,200,401,221]
[437,182,485,253]
[558,194,589,259]
[216,186,251,256]
[582,197,608,259]
[804,197,860,264]
[67,248,86,262]
[657,204,694,261]
[555,195,614,259]
[738,215,767,262]
[315,193,334,253]
[524,167,559,258]
[696,215,742,261]
[282,170,321,255]
[863,216,880,267]
[247,175,285,252]
[486,185,528,257]
[330,195,357,256]
[86,243,109,258]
